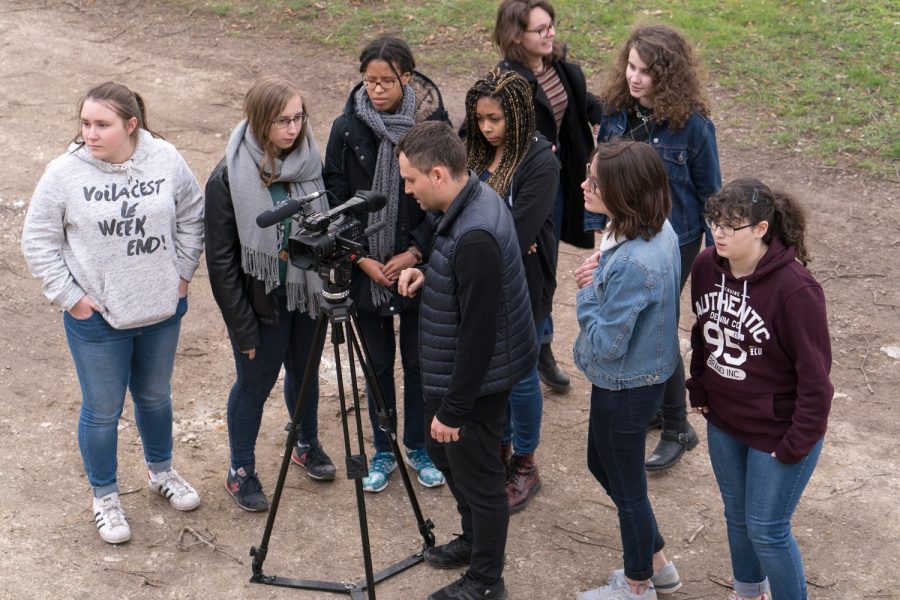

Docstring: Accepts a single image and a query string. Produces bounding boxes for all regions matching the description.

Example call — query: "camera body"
[258,190,387,288]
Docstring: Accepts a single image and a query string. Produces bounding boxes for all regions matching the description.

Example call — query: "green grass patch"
[171,0,898,176]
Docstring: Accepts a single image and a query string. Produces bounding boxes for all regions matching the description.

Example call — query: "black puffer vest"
[420,174,537,400]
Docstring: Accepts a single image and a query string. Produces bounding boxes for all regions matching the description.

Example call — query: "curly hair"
[705,178,811,265]
[600,24,709,129]
[464,69,536,198]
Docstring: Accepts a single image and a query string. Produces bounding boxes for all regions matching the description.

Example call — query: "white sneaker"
[148,468,201,511]
[93,492,131,544]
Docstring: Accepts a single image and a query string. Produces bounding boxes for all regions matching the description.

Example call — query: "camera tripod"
[249,275,435,599]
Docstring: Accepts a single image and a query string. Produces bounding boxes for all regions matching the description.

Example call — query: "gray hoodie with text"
[22,129,204,329]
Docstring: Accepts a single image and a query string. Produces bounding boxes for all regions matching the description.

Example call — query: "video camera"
[256,190,387,289]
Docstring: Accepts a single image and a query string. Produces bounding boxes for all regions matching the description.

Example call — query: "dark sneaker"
[225,467,268,512]
[291,439,337,481]
[423,535,473,569]
[428,574,508,600]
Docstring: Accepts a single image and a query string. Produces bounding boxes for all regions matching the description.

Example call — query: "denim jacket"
[591,110,721,246]
[573,221,681,390]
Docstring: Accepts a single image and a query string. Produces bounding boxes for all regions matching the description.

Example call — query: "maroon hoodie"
[686,239,832,464]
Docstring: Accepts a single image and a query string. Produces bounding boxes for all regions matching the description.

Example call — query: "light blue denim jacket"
[586,110,722,246]
[573,221,681,390]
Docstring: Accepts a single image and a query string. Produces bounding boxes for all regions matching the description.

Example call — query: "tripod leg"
[251,309,330,579]
[331,318,377,600]
[348,311,436,549]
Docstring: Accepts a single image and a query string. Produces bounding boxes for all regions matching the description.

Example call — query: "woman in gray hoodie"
[22,82,204,545]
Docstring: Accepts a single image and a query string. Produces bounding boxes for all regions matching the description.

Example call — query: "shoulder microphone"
[255,190,326,228]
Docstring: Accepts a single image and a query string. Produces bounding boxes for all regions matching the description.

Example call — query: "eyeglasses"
[705,218,756,237]
[525,21,557,38]
[362,77,401,91]
[271,112,307,130]
[585,162,600,195]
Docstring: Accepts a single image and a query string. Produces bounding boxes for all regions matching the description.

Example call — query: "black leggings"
[660,237,702,426]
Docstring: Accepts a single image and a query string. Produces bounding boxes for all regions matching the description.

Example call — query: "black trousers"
[425,394,509,584]
[660,237,702,426]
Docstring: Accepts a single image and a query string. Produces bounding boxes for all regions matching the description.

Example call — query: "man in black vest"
[396,122,536,600]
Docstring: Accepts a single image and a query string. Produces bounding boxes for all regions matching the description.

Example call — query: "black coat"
[323,71,450,313]
[204,162,281,351]
[505,133,559,326]
[498,57,602,249]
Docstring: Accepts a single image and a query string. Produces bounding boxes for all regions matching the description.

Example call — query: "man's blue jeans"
[64,298,187,497]
[707,422,824,600]
[226,295,320,471]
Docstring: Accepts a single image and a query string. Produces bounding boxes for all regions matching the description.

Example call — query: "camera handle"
[249,289,435,599]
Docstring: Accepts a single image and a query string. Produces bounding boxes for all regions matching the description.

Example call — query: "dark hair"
[590,139,670,241]
[396,121,467,178]
[493,0,563,67]
[73,81,161,147]
[359,35,416,80]
[464,69,535,198]
[705,178,811,265]
[600,24,709,129]
[243,74,309,186]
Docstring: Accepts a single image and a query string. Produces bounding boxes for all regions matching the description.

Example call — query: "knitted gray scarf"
[353,84,416,307]
[224,121,326,314]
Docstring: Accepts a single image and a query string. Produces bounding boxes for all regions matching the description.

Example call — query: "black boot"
[645,421,699,472]
[538,343,570,392]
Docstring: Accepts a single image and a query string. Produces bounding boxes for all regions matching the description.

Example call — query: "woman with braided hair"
[324,35,449,493]
[463,69,558,514]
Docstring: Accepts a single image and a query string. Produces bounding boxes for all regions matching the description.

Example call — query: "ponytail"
[767,190,810,265]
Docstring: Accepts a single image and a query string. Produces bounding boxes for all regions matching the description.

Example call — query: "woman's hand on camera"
[575,251,601,289]
[398,268,424,298]
[68,295,100,320]
[382,251,418,281]
[358,258,392,287]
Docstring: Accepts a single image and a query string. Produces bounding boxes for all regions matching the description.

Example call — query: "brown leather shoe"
[506,453,542,513]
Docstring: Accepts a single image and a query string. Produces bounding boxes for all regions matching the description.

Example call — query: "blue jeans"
[503,318,545,454]
[587,384,666,581]
[707,422,824,600]
[64,297,187,497]
[356,307,425,453]
[226,295,320,471]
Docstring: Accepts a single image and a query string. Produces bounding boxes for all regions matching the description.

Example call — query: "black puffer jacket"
[498,56,602,249]
[323,72,450,313]
[204,162,282,351]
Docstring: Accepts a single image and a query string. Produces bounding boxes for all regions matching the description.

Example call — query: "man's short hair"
[396,121,467,178]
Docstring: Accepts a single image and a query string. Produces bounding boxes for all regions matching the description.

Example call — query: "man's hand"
[398,268,425,298]
[430,415,460,443]
[243,348,257,360]
[574,250,601,289]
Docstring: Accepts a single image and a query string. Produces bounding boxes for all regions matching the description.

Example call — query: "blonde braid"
[465,69,536,198]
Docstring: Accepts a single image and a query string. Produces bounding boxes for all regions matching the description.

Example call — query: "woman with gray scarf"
[324,36,450,493]
[206,75,335,513]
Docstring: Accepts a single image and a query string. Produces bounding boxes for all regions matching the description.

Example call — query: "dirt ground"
[1,2,898,599]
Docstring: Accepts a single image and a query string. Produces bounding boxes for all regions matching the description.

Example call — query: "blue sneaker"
[405,448,445,488]
[362,451,397,493]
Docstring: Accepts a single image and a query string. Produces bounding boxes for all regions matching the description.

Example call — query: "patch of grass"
[164,0,898,176]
